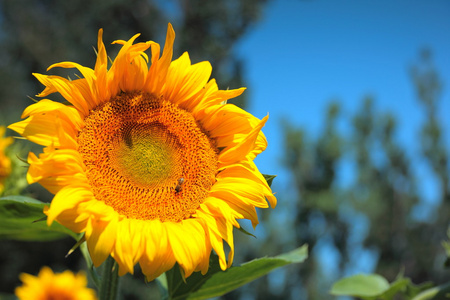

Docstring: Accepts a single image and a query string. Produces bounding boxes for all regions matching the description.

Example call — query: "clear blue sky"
[235,0,450,202]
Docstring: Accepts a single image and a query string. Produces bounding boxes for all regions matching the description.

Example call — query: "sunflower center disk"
[114,123,179,187]
[78,92,218,222]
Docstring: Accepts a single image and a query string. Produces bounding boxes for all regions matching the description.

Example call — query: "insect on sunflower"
[9,24,276,280]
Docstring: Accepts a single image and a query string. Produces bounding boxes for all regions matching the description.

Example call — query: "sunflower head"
[8,24,276,280]
[15,266,97,300]
[0,126,13,194]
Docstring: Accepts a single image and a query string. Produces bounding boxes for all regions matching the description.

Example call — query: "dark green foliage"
[330,273,436,299]
[0,195,77,241]
[411,49,450,222]
[160,246,307,300]
[280,101,347,299]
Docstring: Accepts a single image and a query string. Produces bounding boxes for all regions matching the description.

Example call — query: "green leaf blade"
[262,174,276,187]
[167,245,308,300]
[0,196,77,241]
[330,274,390,298]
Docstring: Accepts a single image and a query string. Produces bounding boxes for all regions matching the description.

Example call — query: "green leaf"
[166,245,308,300]
[156,273,169,300]
[412,283,450,300]
[380,277,410,299]
[0,292,17,300]
[0,195,77,241]
[262,174,276,187]
[80,240,101,288]
[236,225,256,238]
[331,272,439,300]
[330,274,390,298]
[442,229,450,268]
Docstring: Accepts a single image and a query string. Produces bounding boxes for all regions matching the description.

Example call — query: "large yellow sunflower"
[0,126,13,194]
[8,24,276,280]
[15,266,97,300]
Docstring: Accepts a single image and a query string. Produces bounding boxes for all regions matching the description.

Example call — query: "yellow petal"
[218,160,276,208]
[202,104,257,137]
[33,73,89,116]
[46,185,94,226]
[86,214,118,267]
[218,115,268,165]
[139,220,176,281]
[121,54,149,92]
[163,52,212,106]
[196,207,230,270]
[27,149,87,193]
[107,32,141,95]
[47,62,98,108]
[195,87,246,116]
[8,113,78,149]
[145,23,175,94]
[94,28,109,102]
[112,219,135,275]
[165,220,208,278]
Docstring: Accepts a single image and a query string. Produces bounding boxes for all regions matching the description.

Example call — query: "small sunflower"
[15,266,97,300]
[0,126,13,194]
[9,24,276,280]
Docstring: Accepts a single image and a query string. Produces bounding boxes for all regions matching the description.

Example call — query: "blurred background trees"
[0,0,263,121]
[235,49,449,299]
[0,1,448,299]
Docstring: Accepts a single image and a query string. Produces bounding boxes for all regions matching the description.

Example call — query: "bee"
[175,178,185,193]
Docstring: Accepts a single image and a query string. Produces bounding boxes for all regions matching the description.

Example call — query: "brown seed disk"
[77,92,218,222]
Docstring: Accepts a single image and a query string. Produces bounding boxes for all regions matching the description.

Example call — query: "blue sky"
[235,0,450,200]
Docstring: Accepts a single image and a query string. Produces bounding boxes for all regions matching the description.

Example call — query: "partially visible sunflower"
[9,24,276,280]
[15,266,97,300]
[0,126,13,194]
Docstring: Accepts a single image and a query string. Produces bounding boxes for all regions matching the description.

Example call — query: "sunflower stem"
[80,241,101,288]
[99,256,119,300]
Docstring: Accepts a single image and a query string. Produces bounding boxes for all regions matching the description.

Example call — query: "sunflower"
[15,266,97,300]
[0,126,13,194]
[8,24,276,280]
